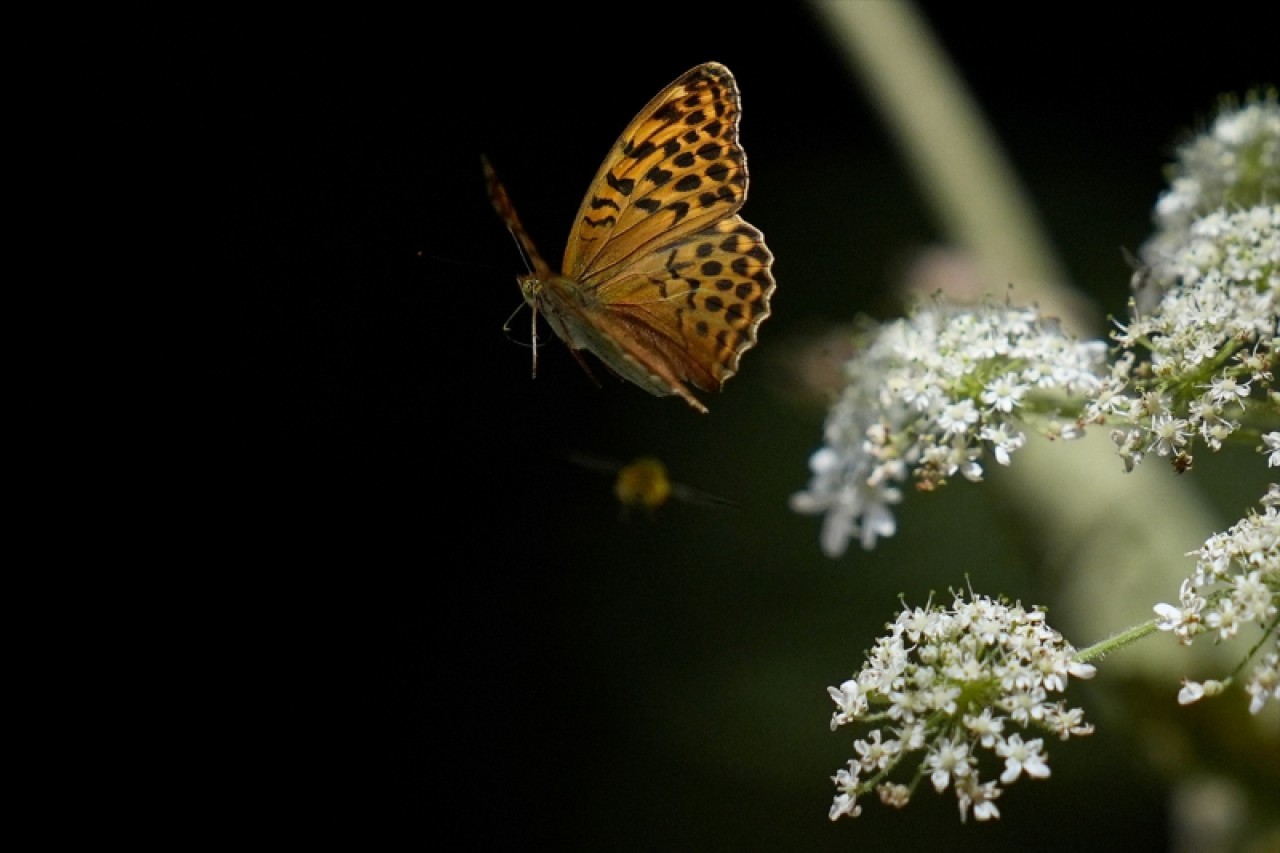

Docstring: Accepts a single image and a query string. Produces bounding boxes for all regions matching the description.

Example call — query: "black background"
[187,4,1278,848]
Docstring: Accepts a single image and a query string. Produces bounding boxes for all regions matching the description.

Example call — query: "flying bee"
[566,453,739,517]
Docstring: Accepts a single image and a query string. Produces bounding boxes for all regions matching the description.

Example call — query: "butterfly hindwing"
[588,215,774,390]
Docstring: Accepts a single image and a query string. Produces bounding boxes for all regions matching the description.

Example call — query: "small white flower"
[963,708,1005,747]
[927,738,973,792]
[955,776,1003,823]
[1264,432,1280,467]
[981,372,1028,413]
[1154,579,1207,643]
[1204,597,1242,639]
[935,399,978,437]
[1206,374,1251,408]
[1147,413,1191,456]
[980,422,1026,466]
[829,765,863,820]
[1001,685,1049,725]
[1044,704,1095,739]
[828,679,868,730]
[829,792,861,821]
[996,734,1051,783]
[1233,570,1276,621]
[854,730,900,771]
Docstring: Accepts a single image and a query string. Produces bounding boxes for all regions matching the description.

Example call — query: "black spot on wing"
[606,172,634,197]
[646,167,673,186]
[624,139,657,160]
[652,102,680,123]
[674,174,702,192]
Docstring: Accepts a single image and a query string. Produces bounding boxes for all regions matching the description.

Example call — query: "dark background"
[190,4,1277,848]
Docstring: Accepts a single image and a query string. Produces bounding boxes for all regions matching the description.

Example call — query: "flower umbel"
[1137,89,1280,312]
[1100,204,1280,470]
[827,590,1096,822]
[791,300,1106,556]
[1154,484,1280,714]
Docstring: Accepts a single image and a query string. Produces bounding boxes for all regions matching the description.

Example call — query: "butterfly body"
[519,271,703,405]
[485,62,775,414]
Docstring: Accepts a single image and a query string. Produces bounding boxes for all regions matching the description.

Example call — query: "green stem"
[1227,615,1280,681]
[1073,619,1163,663]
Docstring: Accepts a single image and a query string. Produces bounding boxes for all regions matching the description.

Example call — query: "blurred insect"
[1122,246,1161,314]
[566,452,740,517]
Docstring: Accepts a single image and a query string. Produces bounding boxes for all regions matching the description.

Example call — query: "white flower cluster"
[1096,205,1279,471]
[1138,89,1280,312]
[791,301,1107,556]
[827,591,1096,823]
[1153,483,1280,714]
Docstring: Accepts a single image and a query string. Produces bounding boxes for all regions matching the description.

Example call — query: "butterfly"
[483,62,775,414]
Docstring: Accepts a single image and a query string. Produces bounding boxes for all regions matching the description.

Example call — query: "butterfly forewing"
[482,154,553,280]
[564,62,748,283]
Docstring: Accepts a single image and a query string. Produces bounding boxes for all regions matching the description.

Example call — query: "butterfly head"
[516,273,543,306]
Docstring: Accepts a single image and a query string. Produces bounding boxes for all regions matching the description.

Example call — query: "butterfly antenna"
[498,221,535,275]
